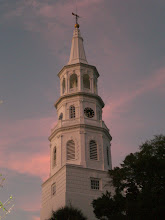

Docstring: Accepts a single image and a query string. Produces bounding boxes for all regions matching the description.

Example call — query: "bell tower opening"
[62,78,66,94]
[83,74,90,89]
[70,73,78,89]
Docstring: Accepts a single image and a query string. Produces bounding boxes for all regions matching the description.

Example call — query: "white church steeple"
[68,14,88,65]
[68,27,88,65]
[41,16,112,220]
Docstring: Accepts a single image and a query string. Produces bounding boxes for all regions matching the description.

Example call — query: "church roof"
[68,27,88,65]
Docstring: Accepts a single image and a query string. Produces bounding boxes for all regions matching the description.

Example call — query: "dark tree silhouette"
[48,205,87,220]
[92,135,165,220]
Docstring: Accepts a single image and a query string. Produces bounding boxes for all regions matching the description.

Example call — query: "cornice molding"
[58,63,99,78]
[55,92,105,108]
[42,163,110,187]
[48,123,112,142]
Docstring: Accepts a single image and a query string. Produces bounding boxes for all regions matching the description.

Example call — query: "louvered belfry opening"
[70,105,75,118]
[89,140,98,160]
[67,140,75,160]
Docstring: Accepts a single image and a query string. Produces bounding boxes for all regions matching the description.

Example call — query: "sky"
[0,0,165,219]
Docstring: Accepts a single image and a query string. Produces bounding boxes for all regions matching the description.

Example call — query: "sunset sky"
[0,0,165,219]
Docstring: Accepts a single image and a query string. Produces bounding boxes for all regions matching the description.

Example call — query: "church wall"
[41,166,66,220]
[50,129,82,174]
[41,164,114,220]
[50,125,111,175]
[50,134,62,176]
[103,136,112,170]
[65,164,113,220]
[61,129,81,166]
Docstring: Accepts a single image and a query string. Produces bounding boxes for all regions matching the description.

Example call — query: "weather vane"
[72,12,80,28]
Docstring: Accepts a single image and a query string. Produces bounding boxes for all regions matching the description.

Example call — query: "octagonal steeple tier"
[49,23,112,176]
[58,25,100,97]
[58,63,99,96]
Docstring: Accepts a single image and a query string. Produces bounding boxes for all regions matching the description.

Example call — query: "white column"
[96,78,98,94]
[49,143,52,177]
[80,130,86,167]
[60,79,62,96]
[101,135,105,170]
[78,74,81,92]
[66,72,69,93]
[60,135,63,167]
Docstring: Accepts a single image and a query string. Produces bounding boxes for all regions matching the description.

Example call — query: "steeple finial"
[68,14,88,65]
[72,12,80,28]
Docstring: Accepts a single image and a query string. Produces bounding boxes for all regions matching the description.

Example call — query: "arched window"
[83,74,90,89]
[70,73,78,89]
[62,78,65,93]
[67,140,75,160]
[59,112,63,120]
[89,140,98,160]
[107,146,109,166]
[70,105,75,118]
[53,147,57,166]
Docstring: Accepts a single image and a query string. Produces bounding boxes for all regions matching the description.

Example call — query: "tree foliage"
[92,191,125,220]
[0,174,14,219]
[48,205,87,220]
[92,135,165,219]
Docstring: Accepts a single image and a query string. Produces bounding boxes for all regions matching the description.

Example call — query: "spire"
[68,15,88,65]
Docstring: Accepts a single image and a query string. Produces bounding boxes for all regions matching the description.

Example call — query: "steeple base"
[41,164,113,220]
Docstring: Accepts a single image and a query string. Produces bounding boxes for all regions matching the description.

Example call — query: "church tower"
[41,17,112,220]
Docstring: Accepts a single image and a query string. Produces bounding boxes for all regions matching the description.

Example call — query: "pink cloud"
[19,194,41,212]
[0,116,55,147]
[0,116,56,180]
[109,114,146,167]
[0,152,49,181]
[3,0,104,27]
[101,66,165,167]
[1,0,106,64]
[32,217,40,220]
[37,0,104,19]
[103,66,165,120]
